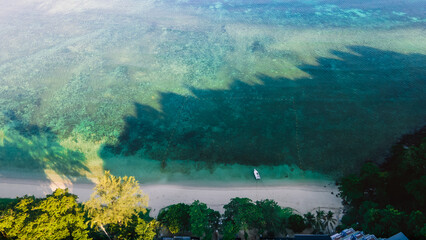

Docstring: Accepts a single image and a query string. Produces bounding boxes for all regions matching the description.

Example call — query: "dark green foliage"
[0,198,17,213]
[309,210,337,234]
[222,220,240,240]
[303,212,315,228]
[386,139,426,212]
[221,198,296,238]
[223,197,262,239]
[0,189,90,240]
[407,211,426,239]
[405,176,426,207]
[189,201,209,238]
[338,162,387,207]
[338,128,426,238]
[255,199,292,236]
[157,203,191,235]
[0,193,346,239]
[189,200,220,240]
[109,214,159,240]
[139,208,154,222]
[362,205,407,237]
[207,209,221,232]
[313,210,325,233]
[381,127,426,212]
[323,211,337,234]
[288,214,305,233]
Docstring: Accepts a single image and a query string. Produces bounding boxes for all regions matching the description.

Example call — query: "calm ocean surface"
[0,0,425,184]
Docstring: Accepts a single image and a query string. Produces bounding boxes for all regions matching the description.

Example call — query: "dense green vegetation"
[0,173,336,239]
[156,197,336,240]
[0,190,90,239]
[0,172,158,240]
[0,199,16,212]
[337,127,426,239]
[157,201,220,239]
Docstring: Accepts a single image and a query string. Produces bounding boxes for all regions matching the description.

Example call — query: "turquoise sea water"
[0,0,425,183]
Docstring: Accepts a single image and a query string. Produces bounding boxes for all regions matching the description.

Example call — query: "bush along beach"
[0,171,338,240]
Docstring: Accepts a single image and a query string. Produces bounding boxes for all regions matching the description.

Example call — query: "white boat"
[253,169,261,180]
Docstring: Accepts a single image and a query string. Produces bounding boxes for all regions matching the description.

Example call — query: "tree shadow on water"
[0,111,90,182]
[100,46,426,176]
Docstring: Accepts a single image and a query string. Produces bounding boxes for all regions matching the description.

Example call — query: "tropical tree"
[223,198,262,240]
[222,220,240,240]
[189,201,209,238]
[134,218,160,240]
[84,171,149,239]
[281,207,294,226]
[407,210,426,239]
[303,212,315,229]
[109,214,160,240]
[0,189,90,240]
[314,209,325,233]
[255,199,289,236]
[362,205,407,237]
[0,196,36,239]
[324,211,337,234]
[0,198,17,213]
[338,163,387,208]
[189,200,220,240]
[157,203,191,235]
[337,131,426,238]
[288,214,305,233]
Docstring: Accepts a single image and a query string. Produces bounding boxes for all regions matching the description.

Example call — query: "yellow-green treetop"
[84,171,149,238]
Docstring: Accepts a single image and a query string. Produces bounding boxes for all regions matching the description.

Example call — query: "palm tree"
[303,212,315,229]
[314,209,325,233]
[324,211,337,234]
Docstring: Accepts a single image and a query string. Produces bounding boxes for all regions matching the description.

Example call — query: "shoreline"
[0,175,343,218]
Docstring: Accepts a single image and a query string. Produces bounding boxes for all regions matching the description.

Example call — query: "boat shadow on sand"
[100,46,426,177]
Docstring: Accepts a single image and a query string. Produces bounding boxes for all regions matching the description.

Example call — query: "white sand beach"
[0,176,343,218]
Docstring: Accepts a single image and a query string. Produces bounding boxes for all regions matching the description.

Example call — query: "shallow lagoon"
[0,0,425,184]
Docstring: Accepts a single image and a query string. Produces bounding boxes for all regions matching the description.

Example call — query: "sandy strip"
[0,177,343,218]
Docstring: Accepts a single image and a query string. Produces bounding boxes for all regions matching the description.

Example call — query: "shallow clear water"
[0,0,425,184]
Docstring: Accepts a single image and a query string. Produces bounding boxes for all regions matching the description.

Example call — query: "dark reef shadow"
[100,46,426,177]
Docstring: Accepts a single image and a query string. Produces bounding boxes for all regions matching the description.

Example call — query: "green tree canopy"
[223,197,262,240]
[189,200,220,240]
[303,212,315,229]
[189,201,209,238]
[255,199,291,236]
[362,205,407,237]
[0,198,17,213]
[323,211,337,234]
[0,189,90,240]
[338,162,387,208]
[338,130,426,238]
[84,171,148,239]
[288,214,305,233]
[407,210,426,239]
[109,214,160,240]
[222,220,240,240]
[314,210,325,233]
[157,203,191,235]
[372,135,424,212]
